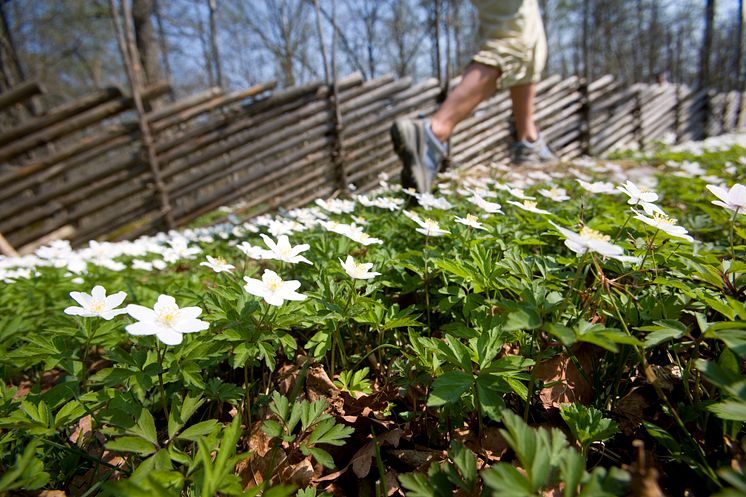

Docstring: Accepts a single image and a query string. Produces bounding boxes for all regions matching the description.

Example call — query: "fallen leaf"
[534,344,598,409]
[351,429,403,478]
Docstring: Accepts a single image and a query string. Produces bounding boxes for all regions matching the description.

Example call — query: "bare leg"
[430,62,500,142]
[509,83,538,142]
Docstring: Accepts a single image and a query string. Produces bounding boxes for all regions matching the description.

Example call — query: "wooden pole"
[0,231,18,257]
[109,0,175,230]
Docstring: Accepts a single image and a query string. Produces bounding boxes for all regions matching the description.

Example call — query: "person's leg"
[429,62,500,142]
[509,82,538,143]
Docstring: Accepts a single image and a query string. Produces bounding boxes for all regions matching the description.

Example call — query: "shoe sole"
[390,120,429,193]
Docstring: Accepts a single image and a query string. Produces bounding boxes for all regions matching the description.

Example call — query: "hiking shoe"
[511,134,559,166]
[390,118,446,193]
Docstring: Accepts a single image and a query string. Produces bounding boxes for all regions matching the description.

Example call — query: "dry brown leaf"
[453,426,509,461]
[68,415,92,445]
[616,389,650,436]
[389,448,444,471]
[277,457,316,487]
[534,345,598,410]
[351,429,403,478]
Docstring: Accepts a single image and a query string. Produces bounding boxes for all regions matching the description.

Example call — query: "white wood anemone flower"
[467,194,503,214]
[706,183,746,214]
[454,214,487,230]
[260,234,312,264]
[507,200,552,215]
[412,216,450,237]
[125,295,209,346]
[549,221,639,263]
[243,269,307,306]
[340,255,381,280]
[199,255,235,273]
[632,210,694,242]
[65,285,128,320]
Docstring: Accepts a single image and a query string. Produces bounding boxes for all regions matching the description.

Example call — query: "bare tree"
[207,0,224,88]
[699,0,715,89]
[132,0,163,85]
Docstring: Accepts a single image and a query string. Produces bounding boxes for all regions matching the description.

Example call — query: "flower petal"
[156,329,184,345]
[126,304,156,322]
[125,321,156,336]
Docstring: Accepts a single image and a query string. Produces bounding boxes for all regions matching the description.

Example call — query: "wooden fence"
[0,74,743,252]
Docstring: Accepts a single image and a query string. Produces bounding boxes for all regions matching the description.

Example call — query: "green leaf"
[707,401,746,421]
[481,464,533,496]
[504,307,542,331]
[107,436,157,456]
[560,403,619,450]
[307,418,354,447]
[638,320,687,348]
[427,371,473,407]
[447,440,477,491]
[304,446,335,469]
[177,420,220,442]
[475,373,508,421]
[398,472,436,497]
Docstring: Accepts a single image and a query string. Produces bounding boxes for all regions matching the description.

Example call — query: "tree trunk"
[699,0,715,89]
[153,0,174,97]
[207,0,224,88]
[132,0,162,86]
[736,0,744,90]
[581,0,590,80]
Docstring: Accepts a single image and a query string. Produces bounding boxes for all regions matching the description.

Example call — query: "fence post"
[578,77,591,156]
[109,0,175,230]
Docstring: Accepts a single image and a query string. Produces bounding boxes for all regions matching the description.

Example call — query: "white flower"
[340,255,380,280]
[65,285,128,320]
[416,193,453,211]
[468,195,503,214]
[507,188,535,200]
[125,295,209,346]
[537,187,570,202]
[260,234,312,264]
[617,180,658,204]
[617,180,664,216]
[200,255,235,273]
[507,200,551,215]
[413,217,450,237]
[243,269,307,306]
[237,241,269,260]
[576,179,618,194]
[549,222,638,263]
[131,259,154,271]
[632,210,694,242]
[455,214,487,230]
[345,228,384,246]
[706,183,746,214]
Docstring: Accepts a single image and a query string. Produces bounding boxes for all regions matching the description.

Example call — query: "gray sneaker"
[511,134,559,166]
[390,118,446,193]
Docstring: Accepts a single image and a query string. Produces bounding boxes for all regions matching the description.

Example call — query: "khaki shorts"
[470,0,547,89]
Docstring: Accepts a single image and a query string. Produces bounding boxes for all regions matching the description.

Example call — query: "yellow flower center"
[652,212,676,226]
[524,201,537,209]
[466,214,478,223]
[580,226,611,242]
[157,304,179,326]
[90,300,106,313]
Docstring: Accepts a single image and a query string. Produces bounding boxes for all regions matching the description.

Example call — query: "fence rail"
[0,74,743,252]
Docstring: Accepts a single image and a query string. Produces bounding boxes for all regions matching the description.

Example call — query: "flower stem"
[613,211,633,244]
[729,208,739,286]
[637,229,659,271]
[155,341,169,420]
[423,236,432,336]
[80,319,96,383]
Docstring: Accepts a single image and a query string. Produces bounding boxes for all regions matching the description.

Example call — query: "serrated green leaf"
[427,371,473,406]
[707,401,746,421]
[304,446,335,469]
[307,418,354,446]
[177,420,220,441]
